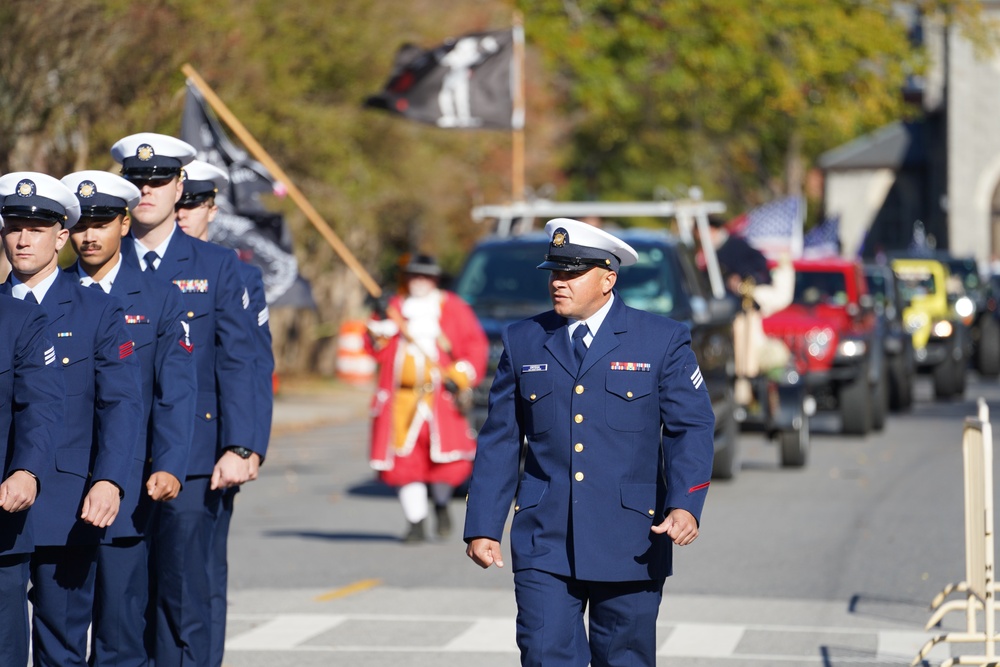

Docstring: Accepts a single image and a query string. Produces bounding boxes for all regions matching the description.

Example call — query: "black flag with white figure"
[181,82,315,308]
[365,28,523,130]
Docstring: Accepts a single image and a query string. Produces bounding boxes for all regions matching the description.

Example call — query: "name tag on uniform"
[610,361,650,372]
[172,279,209,293]
[522,364,548,373]
[125,314,148,325]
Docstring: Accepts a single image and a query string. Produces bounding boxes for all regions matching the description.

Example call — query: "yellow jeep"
[891,258,969,399]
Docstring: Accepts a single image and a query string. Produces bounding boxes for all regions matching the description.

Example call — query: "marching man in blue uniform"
[0,291,63,667]
[0,172,144,666]
[110,133,258,665]
[62,169,197,667]
[175,158,274,666]
[464,218,715,667]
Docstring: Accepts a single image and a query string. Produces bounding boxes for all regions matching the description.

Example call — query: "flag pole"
[511,12,526,202]
[180,63,384,298]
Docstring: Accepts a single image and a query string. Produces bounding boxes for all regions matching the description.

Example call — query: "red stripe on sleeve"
[688,481,710,493]
[119,340,134,359]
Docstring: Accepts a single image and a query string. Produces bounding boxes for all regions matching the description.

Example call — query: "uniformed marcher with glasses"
[110,133,257,665]
[0,172,144,667]
[464,218,715,667]
[62,169,197,667]
[176,158,274,667]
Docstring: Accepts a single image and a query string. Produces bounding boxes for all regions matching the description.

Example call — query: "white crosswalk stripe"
[222,589,954,664]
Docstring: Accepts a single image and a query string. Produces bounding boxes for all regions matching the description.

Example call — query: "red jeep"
[762,258,886,435]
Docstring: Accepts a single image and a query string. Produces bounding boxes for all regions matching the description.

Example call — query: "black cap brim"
[121,166,182,180]
[537,255,615,272]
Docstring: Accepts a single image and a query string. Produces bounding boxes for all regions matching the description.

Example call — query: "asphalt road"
[221,374,1000,666]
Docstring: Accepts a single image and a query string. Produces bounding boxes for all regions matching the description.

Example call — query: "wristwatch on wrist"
[226,446,254,459]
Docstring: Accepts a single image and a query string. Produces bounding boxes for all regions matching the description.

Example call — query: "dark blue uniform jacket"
[0,295,63,554]
[2,272,143,546]
[464,294,715,581]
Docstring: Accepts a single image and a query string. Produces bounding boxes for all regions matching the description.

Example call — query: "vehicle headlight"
[955,296,975,319]
[805,327,834,358]
[932,320,954,338]
[905,313,927,333]
[836,339,867,358]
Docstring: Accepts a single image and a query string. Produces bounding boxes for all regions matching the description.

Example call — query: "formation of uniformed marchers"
[0,133,273,667]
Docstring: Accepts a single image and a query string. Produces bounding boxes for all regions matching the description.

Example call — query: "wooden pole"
[511,14,526,202]
[181,63,384,298]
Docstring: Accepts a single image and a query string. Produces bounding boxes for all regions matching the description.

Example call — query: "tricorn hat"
[403,254,442,277]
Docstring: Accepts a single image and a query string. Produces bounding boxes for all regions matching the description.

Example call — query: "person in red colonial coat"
[366,254,488,543]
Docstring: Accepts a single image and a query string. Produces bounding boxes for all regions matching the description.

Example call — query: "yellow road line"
[314,578,382,602]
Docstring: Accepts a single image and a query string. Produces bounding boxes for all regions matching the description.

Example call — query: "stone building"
[820,3,1000,267]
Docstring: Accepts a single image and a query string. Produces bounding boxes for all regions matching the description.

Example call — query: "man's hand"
[651,508,699,546]
[248,453,262,481]
[0,470,38,513]
[146,471,181,502]
[81,480,121,528]
[466,538,504,569]
[210,451,252,490]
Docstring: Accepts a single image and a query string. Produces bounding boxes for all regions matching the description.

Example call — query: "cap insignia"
[552,228,569,247]
[137,144,155,161]
[16,179,35,197]
[78,181,97,198]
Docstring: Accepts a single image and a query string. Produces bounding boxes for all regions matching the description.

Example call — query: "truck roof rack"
[470,195,728,299]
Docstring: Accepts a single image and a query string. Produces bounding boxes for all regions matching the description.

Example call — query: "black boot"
[403,520,425,544]
[435,504,452,538]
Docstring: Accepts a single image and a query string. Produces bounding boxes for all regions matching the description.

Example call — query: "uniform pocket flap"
[195,392,219,423]
[519,374,553,403]
[514,479,548,512]
[620,483,657,517]
[55,448,92,477]
[606,372,651,401]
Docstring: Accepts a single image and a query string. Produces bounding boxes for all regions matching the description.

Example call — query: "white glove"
[367,318,399,338]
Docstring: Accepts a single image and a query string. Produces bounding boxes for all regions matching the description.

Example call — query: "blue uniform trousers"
[209,487,236,667]
[0,554,31,667]
[29,545,98,667]
[91,537,149,667]
[151,476,221,666]
[513,568,664,667]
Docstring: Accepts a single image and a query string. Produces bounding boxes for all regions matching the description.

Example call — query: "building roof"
[818,120,926,171]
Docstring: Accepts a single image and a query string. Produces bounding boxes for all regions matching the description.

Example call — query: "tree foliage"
[521,0,919,205]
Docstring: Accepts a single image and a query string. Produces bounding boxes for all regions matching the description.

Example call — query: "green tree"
[521,0,918,208]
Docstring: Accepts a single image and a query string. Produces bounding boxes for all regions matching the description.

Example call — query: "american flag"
[802,215,840,258]
[728,195,804,259]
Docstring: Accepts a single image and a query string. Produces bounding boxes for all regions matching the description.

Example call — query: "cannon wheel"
[711,401,741,480]
[779,414,809,468]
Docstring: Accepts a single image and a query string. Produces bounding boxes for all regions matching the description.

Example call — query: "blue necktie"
[144,251,159,273]
[89,282,105,293]
[23,291,37,305]
[572,324,589,370]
